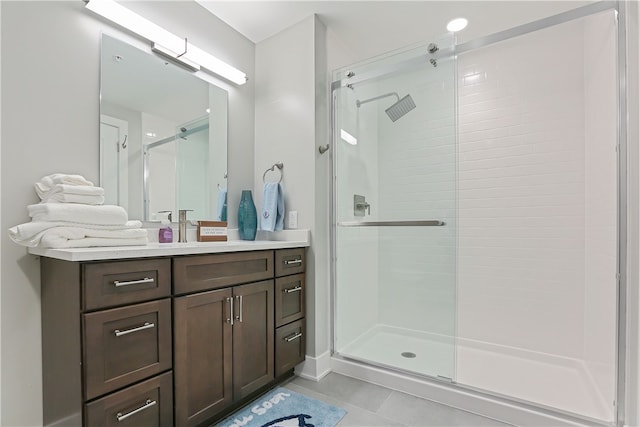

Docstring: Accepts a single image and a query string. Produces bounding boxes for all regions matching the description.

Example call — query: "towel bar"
[263,162,283,183]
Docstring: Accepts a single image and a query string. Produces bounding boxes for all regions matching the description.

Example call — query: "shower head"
[385,94,416,122]
[356,92,416,122]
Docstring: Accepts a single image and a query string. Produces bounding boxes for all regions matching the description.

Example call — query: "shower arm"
[356,92,400,108]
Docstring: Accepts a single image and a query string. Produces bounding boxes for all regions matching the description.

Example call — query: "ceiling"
[196,1,592,61]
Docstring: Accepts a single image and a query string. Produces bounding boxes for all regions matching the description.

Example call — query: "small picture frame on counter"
[197,221,228,242]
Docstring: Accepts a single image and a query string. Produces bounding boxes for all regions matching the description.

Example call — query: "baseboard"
[330,356,605,427]
[295,351,331,381]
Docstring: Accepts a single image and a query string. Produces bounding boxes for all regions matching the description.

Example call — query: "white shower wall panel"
[582,11,617,407]
[456,12,617,420]
[456,18,586,359]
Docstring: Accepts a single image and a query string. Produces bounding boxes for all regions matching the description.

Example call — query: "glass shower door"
[176,116,210,220]
[333,39,457,380]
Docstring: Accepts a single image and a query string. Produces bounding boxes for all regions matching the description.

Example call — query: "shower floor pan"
[338,324,614,422]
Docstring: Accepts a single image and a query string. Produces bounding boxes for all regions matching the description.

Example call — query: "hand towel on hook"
[260,182,284,232]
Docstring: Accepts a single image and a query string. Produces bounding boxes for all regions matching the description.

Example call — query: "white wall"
[254,15,330,362]
[0,2,255,425]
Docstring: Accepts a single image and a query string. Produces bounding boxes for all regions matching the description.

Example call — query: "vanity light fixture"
[85,0,248,85]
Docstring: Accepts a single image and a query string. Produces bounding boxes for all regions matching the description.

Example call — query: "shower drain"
[401,352,417,358]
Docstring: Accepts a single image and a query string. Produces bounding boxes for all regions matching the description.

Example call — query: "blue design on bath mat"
[214,387,346,427]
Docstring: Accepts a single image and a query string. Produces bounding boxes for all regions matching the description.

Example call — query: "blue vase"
[238,190,257,240]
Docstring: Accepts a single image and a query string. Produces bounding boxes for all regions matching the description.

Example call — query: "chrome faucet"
[354,194,371,216]
[178,209,193,242]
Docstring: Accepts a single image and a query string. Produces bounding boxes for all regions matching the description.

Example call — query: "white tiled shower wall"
[360,11,617,419]
[454,9,616,394]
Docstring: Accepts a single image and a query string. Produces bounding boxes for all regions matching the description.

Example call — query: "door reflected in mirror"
[100,34,228,222]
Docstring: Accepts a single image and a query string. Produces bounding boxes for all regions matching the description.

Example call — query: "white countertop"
[28,229,310,262]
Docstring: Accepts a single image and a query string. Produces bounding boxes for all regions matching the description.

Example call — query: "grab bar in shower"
[338,220,445,227]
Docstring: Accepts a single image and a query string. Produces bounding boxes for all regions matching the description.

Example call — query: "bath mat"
[214,387,347,427]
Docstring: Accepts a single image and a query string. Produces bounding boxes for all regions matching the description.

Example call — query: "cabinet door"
[275,274,305,327]
[174,288,233,427]
[232,280,274,400]
[84,371,173,427]
[83,299,172,400]
[275,319,306,377]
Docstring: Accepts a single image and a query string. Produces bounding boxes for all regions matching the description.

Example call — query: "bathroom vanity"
[31,235,308,427]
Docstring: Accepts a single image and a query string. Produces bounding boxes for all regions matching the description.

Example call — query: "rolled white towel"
[39,227,148,249]
[36,183,104,200]
[27,204,128,225]
[9,220,143,247]
[35,174,94,195]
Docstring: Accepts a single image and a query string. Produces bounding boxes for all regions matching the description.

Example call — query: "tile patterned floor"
[285,372,513,427]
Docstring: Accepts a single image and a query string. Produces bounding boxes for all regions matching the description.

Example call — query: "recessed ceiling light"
[447,17,468,32]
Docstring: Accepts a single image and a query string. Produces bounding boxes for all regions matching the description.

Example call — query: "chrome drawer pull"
[283,259,302,266]
[113,277,155,287]
[284,332,303,342]
[226,297,234,325]
[236,295,243,323]
[283,286,303,294]
[114,322,155,337]
[116,399,157,422]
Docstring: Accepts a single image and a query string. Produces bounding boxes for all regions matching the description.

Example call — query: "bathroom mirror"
[100,34,228,222]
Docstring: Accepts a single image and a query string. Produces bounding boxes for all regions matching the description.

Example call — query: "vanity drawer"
[83,299,172,400]
[275,319,305,377]
[84,371,173,427]
[275,274,305,328]
[83,259,171,310]
[173,251,274,295]
[274,248,305,277]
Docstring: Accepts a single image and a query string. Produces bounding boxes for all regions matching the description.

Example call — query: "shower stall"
[144,116,211,220]
[331,3,623,425]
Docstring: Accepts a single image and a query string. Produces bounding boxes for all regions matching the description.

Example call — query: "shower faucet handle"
[354,195,371,216]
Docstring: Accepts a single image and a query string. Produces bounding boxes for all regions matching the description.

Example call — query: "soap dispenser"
[158,211,173,243]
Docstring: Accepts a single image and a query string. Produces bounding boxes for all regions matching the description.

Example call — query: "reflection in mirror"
[100,34,228,222]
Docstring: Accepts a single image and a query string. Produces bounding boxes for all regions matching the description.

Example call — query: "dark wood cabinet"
[173,254,276,427]
[40,247,305,427]
[83,299,172,400]
[232,280,275,399]
[173,288,233,427]
[274,249,306,379]
[84,372,173,427]
[41,257,173,427]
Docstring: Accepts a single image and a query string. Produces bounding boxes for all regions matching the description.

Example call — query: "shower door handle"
[338,220,445,227]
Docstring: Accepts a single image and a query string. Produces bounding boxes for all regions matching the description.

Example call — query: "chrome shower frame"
[329,1,629,426]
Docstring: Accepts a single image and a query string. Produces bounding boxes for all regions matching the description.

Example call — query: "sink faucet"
[178,210,193,243]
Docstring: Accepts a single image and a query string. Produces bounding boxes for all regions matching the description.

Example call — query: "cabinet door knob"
[113,277,155,287]
[113,322,155,337]
[235,295,243,322]
[116,399,157,422]
[226,297,234,325]
[284,332,303,342]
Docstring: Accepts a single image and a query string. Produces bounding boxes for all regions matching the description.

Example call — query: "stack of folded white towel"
[9,174,148,248]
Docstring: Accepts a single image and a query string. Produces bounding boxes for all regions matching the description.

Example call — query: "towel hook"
[263,162,283,183]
